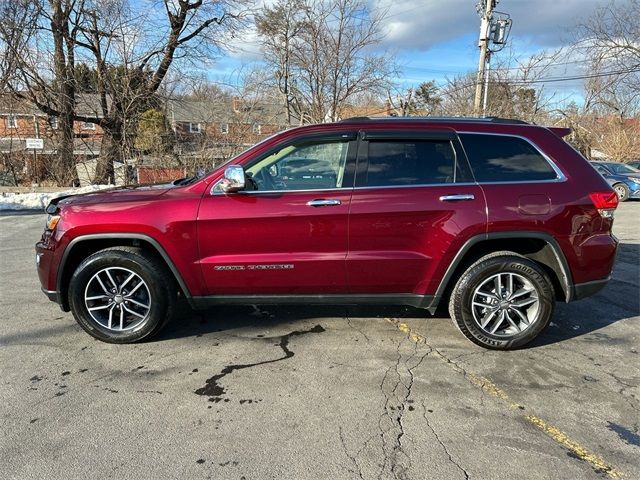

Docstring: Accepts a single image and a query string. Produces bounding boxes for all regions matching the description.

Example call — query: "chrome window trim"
[211,185,352,195]
[457,131,567,183]
[352,182,478,191]
[211,130,568,195]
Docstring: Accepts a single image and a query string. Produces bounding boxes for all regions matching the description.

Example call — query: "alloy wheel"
[471,272,540,337]
[84,267,151,331]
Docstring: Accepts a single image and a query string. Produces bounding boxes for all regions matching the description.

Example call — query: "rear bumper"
[572,277,610,300]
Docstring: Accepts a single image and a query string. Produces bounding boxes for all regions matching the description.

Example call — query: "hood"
[54,183,174,210]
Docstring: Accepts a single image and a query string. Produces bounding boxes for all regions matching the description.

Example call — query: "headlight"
[630,178,640,185]
[46,214,60,231]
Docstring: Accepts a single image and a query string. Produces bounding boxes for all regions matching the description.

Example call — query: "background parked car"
[590,161,640,201]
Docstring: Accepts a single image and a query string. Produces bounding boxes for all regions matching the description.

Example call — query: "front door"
[197,134,357,295]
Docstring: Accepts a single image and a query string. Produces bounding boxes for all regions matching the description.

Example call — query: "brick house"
[0,94,104,157]
[1,94,104,182]
[166,96,289,166]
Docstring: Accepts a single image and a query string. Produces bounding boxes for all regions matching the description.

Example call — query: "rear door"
[346,130,487,296]
[197,133,357,295]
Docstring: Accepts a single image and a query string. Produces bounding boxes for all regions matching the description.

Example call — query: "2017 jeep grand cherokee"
[36,117,619,349]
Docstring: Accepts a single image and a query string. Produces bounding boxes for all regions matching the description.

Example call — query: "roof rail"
[339,116,529,125]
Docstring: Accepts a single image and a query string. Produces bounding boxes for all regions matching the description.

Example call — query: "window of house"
[189,122,201,134]
[364,140,459,187]
[82,121,96,130]
[220,123,229,135]
[459,133,558,182]
[243,140,349,191]
[7,115,17,129]
[49,116,58,129]
[252,123,261,135]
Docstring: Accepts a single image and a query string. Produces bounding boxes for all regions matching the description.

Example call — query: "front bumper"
[36,236,69,311]
[41,287,60,302]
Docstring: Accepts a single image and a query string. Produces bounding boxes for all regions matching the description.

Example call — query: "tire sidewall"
[69,251,169,343]
[453,257,554,349]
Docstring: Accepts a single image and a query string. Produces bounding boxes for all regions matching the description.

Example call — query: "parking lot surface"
[1,203,638,480]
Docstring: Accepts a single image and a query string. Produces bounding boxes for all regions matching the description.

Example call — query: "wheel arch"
[428,232,574,313]
[57,233,191,311]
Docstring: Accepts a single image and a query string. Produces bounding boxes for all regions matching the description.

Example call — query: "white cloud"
[375,0,604,50]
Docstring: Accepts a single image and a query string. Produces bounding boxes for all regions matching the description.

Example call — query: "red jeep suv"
[36,117,619,349]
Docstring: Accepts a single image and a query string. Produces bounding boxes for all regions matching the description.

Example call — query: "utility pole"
[474,0,495,115]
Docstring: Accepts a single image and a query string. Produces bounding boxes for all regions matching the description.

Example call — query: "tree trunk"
[56,107,76,185]
[51,0,78,186]
[94,119,122,184]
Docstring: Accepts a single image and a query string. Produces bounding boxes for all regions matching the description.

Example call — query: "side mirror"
[221,165,245,193]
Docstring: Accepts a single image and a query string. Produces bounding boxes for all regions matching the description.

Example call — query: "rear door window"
[459,133,558,182]
[364,140,461,187]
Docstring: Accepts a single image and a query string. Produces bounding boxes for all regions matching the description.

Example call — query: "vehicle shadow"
[528,241,639,348]
[158,242,638,347]
[155,303,418,342]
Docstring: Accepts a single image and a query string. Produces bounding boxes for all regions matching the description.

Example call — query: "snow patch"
[0,185,113,211]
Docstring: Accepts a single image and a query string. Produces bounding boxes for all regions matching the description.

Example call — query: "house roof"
[167,97,290,126]
[0,95,40,116]
[0,93,108,118]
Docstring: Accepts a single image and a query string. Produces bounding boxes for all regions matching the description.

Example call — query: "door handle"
[306,199,342,207]
[439,194,475,202]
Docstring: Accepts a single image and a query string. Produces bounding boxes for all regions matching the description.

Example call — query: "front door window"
[245,141,350,191]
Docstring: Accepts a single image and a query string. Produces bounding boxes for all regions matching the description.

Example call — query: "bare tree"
[566,0,640,160]
[2,0,247,184]
[256,0,395,124]
[1,0,83,185]
[575,0,639,112]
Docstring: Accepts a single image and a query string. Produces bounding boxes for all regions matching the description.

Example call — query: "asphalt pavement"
[1,203,638,480]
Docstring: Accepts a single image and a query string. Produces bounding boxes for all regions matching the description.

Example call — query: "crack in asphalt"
[339,426,365,480]
[376,335,431,480]
[421,400,470,480]
[386,319,625,479]
[194,324,325,402]
[606,371,640,414]
[346,312,371,344]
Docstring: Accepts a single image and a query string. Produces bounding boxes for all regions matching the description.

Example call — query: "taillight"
[589,191,618,218]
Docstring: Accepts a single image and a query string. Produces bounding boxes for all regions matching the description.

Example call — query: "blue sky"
[208,0,607,101]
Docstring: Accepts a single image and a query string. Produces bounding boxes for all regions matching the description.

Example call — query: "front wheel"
[68,247,176,343]
[449,252,554,350]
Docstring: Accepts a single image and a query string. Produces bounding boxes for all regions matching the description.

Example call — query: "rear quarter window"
[459,133,558,182]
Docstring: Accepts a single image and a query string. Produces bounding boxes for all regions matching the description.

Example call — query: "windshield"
[607,163,640,174]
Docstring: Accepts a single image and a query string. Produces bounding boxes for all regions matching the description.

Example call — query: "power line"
[506,67,640,84]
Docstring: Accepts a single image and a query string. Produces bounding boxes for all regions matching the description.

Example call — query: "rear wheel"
[69,247,176,343]
[613,183,630,202]
[449,252,554,350]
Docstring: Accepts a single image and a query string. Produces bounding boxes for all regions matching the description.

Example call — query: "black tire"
[448,252,554,350]
[68,247,176,343]
[613,183,630,202]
